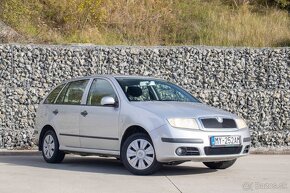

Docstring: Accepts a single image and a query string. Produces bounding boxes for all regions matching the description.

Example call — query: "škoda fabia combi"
[35,75,251,175]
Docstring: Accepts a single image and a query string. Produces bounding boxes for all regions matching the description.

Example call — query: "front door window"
[87,79,117,106]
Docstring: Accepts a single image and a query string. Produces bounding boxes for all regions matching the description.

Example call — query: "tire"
[42,130,65,163]
[121,133,161,175]
[203,159,237,169]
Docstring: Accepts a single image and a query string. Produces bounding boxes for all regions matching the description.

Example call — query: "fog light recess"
[175,147,200,156]
[176,147,186,156]
[243,145,250,154]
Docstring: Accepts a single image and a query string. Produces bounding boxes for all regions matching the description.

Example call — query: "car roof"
[60,74,164,84]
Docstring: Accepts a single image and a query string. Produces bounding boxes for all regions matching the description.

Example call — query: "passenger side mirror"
[100,96,118,107]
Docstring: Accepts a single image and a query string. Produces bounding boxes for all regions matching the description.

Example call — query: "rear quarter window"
[44,84,65,104]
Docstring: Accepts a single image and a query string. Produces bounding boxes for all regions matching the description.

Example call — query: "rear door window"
[55,79,89,105]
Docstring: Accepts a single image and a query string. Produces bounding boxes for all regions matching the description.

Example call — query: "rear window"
[44,84,65,104]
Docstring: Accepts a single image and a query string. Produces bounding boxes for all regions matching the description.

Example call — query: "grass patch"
[0,0,289,46]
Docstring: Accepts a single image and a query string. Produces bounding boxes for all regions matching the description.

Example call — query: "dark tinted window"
[44,84,65,104]
[87,79,116,106]
[55,79,89,105]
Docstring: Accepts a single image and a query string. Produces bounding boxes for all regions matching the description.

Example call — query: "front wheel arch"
[120,125,151,151]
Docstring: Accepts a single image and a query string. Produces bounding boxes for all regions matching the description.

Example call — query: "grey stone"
[0,44,289,149]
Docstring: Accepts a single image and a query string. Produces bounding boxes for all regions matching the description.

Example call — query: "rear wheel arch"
[39,125,56,151]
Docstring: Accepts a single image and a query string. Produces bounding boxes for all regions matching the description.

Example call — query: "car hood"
[130,101,237,119]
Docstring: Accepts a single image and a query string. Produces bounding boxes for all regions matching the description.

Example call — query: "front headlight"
[167,118,199,130]
[236,118,247,129]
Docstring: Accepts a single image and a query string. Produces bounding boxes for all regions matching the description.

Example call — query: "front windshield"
[116,78,200,103]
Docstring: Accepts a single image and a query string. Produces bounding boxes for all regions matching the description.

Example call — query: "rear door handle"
[52,109,58,115]
[80,110,88,117]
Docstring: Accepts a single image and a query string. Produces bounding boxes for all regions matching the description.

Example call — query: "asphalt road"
[0,154,289,193]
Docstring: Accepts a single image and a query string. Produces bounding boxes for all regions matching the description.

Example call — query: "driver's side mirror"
[100,96,118,107]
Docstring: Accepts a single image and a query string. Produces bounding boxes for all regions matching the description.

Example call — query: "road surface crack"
[164,175,182,193]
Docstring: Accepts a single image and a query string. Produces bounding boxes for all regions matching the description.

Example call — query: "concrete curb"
[250,147,290,155]
[0,150,40,156]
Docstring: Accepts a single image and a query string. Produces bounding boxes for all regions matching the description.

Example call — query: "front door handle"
[80,110,88,117]
[52,109,58,115]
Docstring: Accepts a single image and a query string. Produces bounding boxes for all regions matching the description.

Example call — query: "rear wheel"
[203,159,237,169]
[42,130,65,163]
[121,133,161,175]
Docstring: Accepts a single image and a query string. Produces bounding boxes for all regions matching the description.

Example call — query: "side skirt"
[59,145,120,157]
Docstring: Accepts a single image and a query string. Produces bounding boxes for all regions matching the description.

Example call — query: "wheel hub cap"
[43,134,55,159]
[136,150,145,159]
[126,139,155,170]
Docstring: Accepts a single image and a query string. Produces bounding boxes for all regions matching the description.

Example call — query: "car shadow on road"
[0,155,217,176]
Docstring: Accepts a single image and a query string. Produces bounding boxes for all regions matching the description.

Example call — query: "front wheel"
[121,133,161,175]
[42,130,65,163]
[203,159,237,169]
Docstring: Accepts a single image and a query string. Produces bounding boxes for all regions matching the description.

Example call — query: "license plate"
[210,136,241,146]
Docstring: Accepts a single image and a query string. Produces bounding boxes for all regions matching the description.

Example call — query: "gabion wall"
[0,44,289,149]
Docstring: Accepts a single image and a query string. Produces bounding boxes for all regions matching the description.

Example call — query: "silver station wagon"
[35,75,251,175]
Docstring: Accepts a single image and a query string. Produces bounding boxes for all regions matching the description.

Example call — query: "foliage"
[40,0,104,32]
[0,0,104,34]
[0,0,289,46]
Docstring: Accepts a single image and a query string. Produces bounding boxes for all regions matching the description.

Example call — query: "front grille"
[201,118,237,128]
[204,146,242,155]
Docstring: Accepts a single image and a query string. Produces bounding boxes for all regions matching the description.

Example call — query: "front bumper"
[149,124,251,163]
